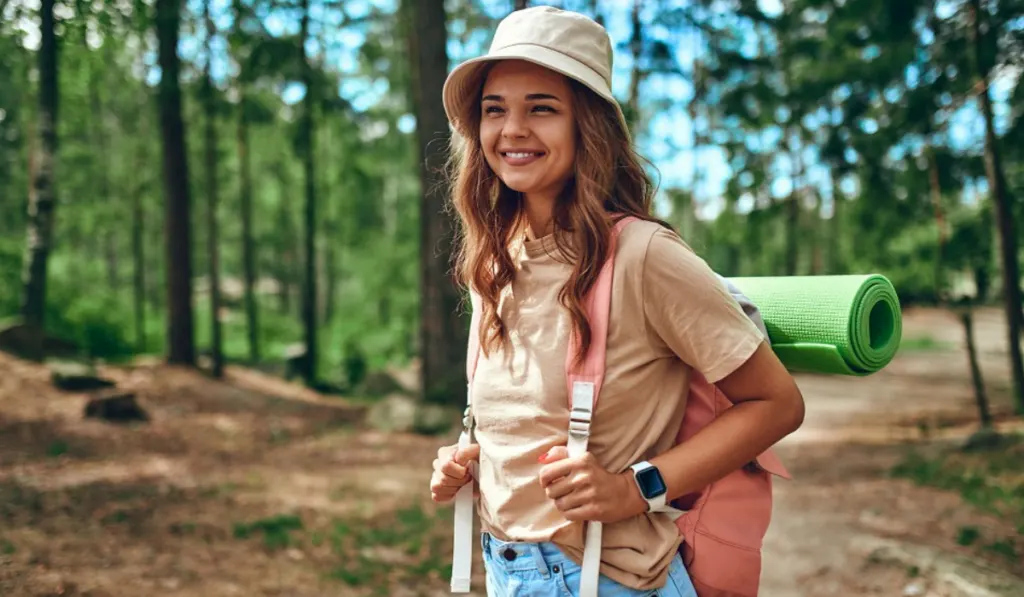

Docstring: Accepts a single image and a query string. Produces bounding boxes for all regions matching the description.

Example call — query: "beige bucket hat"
[441,6,628,138]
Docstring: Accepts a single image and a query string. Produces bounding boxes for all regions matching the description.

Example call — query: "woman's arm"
[539,341,803,523]
[617,341,804,516]
[538,227,805,524]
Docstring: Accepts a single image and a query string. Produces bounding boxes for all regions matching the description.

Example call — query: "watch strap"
[630,461,669,512]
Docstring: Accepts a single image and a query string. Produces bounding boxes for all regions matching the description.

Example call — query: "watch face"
[636,466,667,499]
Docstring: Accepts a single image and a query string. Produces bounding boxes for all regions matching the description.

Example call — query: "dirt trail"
[0,307,1021,597]
[761,307,1022,597]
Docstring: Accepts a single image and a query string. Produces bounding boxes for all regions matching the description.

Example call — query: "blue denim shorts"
[481,532,697,597]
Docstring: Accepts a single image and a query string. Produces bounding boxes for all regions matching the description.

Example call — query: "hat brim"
[442,43,628,138]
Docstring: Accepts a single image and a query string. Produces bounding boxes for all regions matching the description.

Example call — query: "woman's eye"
[484,105,504,114]
[532,105,555,113]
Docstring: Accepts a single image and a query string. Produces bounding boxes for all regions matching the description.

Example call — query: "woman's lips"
[500,150,546,166]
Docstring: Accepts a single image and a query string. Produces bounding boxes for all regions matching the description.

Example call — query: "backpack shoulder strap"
[452,291,480,593]
[569,215,638,597]
[466,291,482,381]
[564,215,638,450]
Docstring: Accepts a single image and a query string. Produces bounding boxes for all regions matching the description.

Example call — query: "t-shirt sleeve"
[641,227,765,383]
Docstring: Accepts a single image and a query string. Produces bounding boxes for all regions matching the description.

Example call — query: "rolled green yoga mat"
[727,274,902,376]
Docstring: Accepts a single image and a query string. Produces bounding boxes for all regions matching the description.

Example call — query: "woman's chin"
[499,177,539,195]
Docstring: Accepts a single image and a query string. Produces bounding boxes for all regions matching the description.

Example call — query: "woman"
[429,7,805,597]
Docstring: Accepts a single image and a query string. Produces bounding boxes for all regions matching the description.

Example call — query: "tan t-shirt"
[470,219,765,591]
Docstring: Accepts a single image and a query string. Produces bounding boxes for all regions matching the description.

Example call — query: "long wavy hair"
[447,68,669,364]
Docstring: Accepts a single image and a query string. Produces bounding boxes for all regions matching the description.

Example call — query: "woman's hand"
[430,443,480,503]
[538,446,646,524]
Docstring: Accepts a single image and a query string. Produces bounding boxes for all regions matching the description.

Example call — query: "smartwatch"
[629,461,668,512]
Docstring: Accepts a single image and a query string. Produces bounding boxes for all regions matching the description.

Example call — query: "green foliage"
[45,439,69,458]
[232,513,304,550]
[223,502,454,590]
[898,335,954,353]
[40,256,136,360]
[0,244,137,360]
[0,237,22,316]
[892,435,1024,558]
[327,503,453,588]
[957,525,981,546]
[0,0,1021,389]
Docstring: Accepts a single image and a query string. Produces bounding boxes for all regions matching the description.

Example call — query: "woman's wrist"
[616,470,650,519]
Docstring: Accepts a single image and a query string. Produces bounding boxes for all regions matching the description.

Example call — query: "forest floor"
[1,307,1023,597]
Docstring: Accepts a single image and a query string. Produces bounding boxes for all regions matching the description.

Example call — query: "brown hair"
[447,70,670,364]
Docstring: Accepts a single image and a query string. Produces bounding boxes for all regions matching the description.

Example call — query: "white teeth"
[505,152,538,158]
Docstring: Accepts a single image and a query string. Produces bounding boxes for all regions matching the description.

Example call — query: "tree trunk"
[829,168,843,274]
[324,237,337,323]
[779,126,801,276]
[969,0,1024,412]
[514,0,528,10]
[276,173,294,315]
[234,0,259,364]
[810,191,822,275]
[411,0,468,405]
[321,123,338,325]
[960,309,992,428]
[299,0,318,385]
[85,48,117,293]
[20,0,58,349]
[928,147,945,300]
[203,0,224,377]
[626,0,642,136]
[132,96,148,353]
[237,89,259,363]
[785,192,800,276]
[156,0,196,366]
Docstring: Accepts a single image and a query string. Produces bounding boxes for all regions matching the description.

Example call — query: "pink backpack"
[451,216,790,597]
[674,372,790,596]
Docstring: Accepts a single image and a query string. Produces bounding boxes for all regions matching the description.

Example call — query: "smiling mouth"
[500,151,546,165]
[502,151,545,157]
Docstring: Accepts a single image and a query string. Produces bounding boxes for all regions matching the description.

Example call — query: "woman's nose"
[501,111,529,138]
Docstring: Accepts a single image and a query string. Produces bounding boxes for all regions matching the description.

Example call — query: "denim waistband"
[480,532,573,577]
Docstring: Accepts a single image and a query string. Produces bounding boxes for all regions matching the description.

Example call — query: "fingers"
[555,489,590,514]
[430,469,472,502]
[438,459,469,485]
[538,458,577,488]
[540,445,569,462]
[560,503,595,522]
[430,443,479,503]
[453,443,481,466]
[544,473,595,520]
[431,482,461,502]
[543,476,574,501]
[543,467,591,511]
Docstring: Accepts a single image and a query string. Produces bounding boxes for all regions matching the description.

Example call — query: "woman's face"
[478,60,577,202]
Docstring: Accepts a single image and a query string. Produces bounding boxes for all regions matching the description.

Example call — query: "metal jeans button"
[502,547,517,561]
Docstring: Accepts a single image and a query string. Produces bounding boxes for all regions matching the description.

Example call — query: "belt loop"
[529,544,550,579]
[480,532,490,553]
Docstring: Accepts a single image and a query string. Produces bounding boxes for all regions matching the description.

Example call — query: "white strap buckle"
[568,419,591,439]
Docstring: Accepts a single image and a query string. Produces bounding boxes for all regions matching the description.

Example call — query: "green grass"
[233,514,305,550]
[956,525,981,546]
[898,335,956,353]
[892,433,1024,563]
[326,503,453,588]
[229,503,454,592]
[102,509,130,525]
[45,440,69,458]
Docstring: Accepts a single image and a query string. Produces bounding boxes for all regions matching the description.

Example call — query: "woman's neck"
[523,192,556,240]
